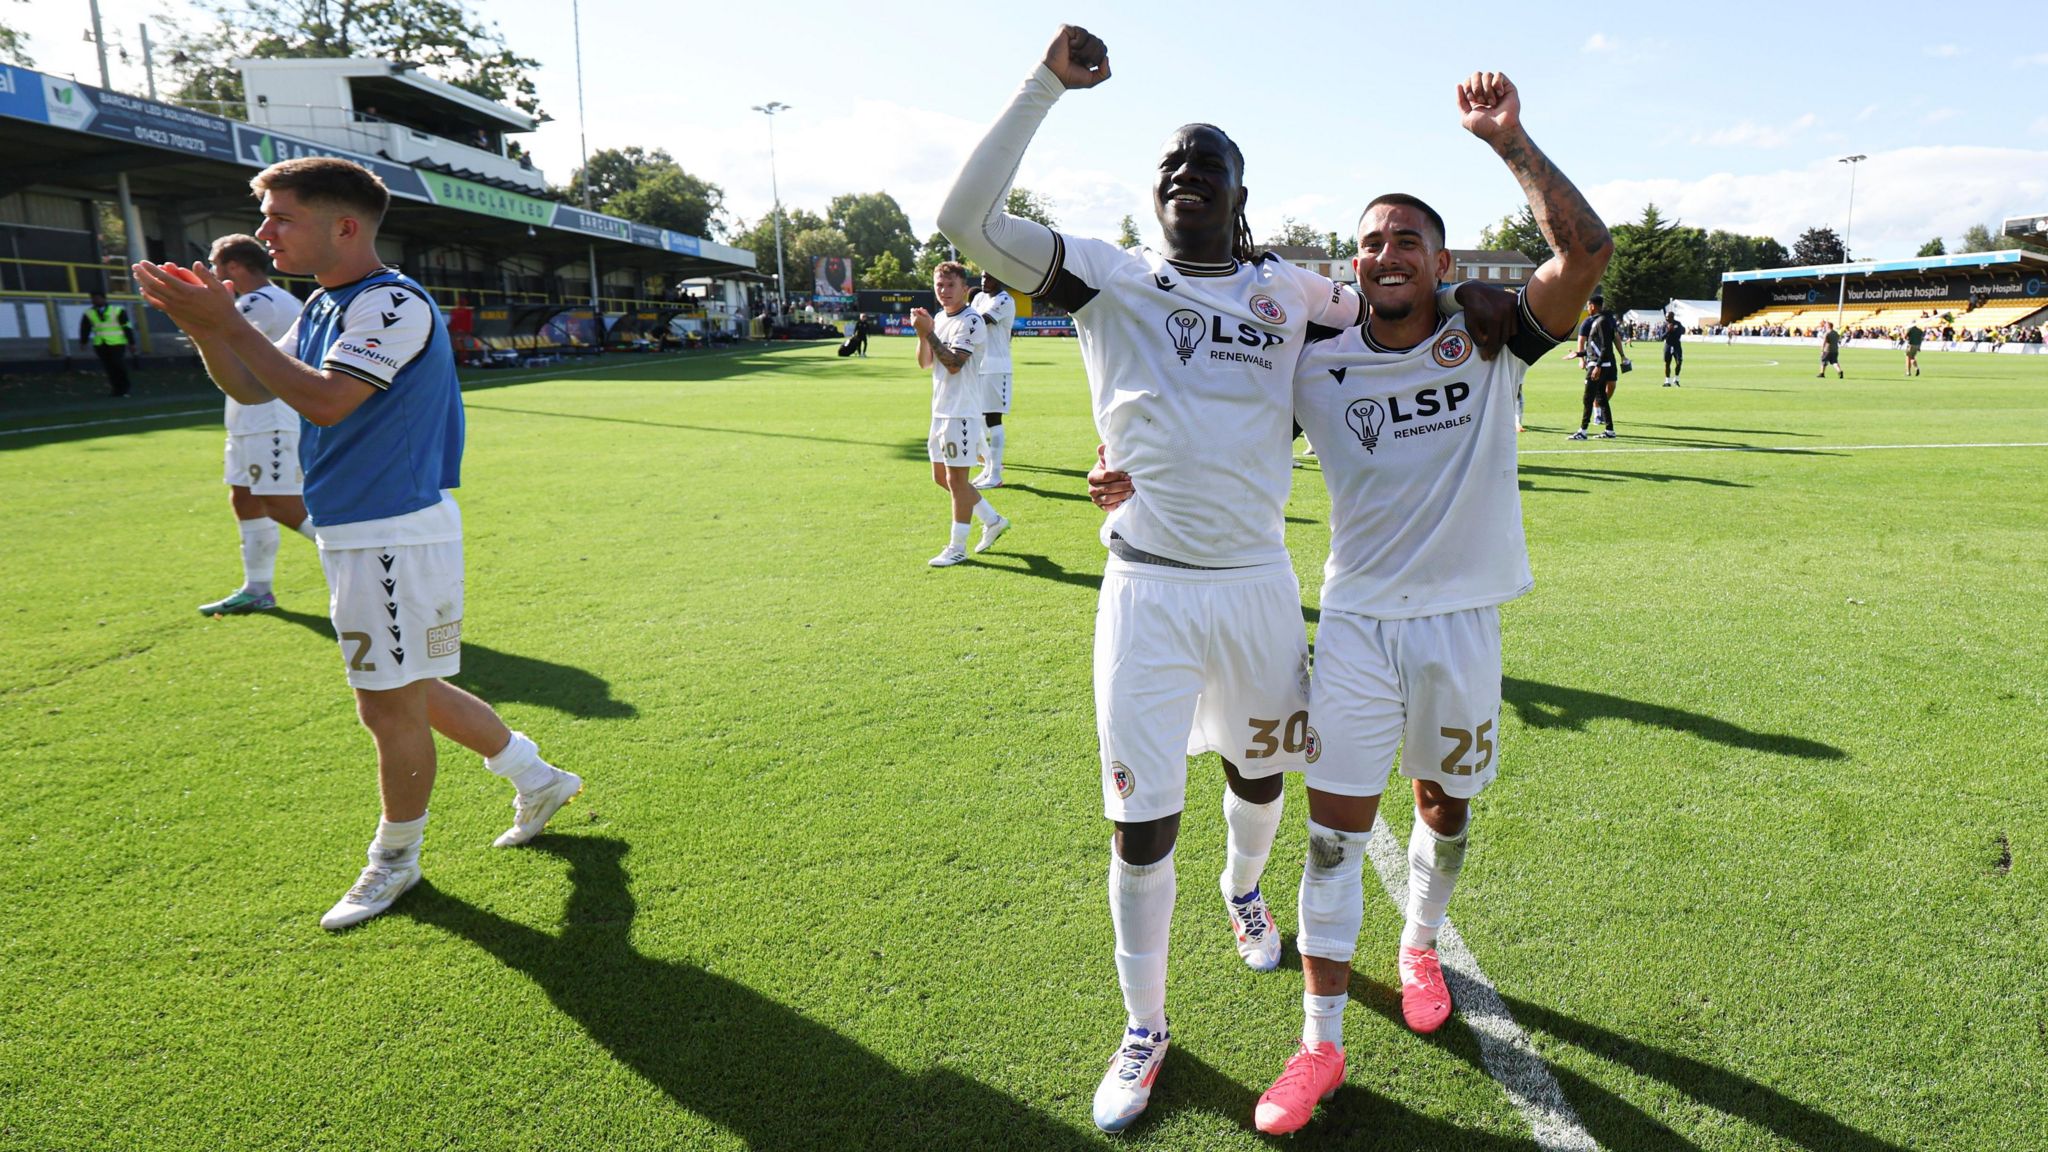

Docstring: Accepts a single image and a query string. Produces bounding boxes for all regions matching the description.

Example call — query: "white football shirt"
[972,289,1015,371]
[1295,290,1560,618]
[1040,234,1362,567]
[928,305,986,417]
[225,283,303,435]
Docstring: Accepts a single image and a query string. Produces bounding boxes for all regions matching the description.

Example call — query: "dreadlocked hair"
[1181,123,1258,265]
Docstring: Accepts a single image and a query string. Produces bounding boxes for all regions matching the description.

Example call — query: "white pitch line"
[1365,816,1599,1152]
[0,348,755,438]
[1517,440,2048,457]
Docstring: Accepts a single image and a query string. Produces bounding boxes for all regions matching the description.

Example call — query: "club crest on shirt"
[1249,294,1285,325]
[1433,330,1473,368]
[1303,726,1321,765]
[1110,761,1136,800]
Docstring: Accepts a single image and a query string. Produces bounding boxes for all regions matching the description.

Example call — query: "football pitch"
[2,337,2044,1150]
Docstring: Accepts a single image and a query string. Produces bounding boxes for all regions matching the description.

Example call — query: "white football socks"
[1221,787,1283,898]
[973,498,1001,524]
[1297,819,1370,964]
[1303,991,1348,1048]
[1109,844,1175,1034]
[371,812,426,865]
[1402,811,1470,951]
[484,730,555,794]
[949,521,971,551]
[237,517,279,592]
[988,423,1007,470]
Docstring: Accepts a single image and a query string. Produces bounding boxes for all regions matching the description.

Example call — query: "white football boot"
[929,545,969,568]
[974,514,1010,554]
[1092,1022,1170,1133]
[1223,880,1283,972]
[320,857,422,931]
[493,768,584,847]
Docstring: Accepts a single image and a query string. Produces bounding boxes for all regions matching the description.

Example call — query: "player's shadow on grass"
[269,608,635,719]
[1504,675,1844,761]
[399,836,1100,1152]
[1518,463,1752,491]
[972,551,1101,591]
[1333,970,1908,1152]
[1637,423,1819,438]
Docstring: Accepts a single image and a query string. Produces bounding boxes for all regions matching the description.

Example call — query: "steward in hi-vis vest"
[78,292,136,396]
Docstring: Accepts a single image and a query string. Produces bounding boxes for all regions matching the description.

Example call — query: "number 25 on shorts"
[1439,721,1494,776]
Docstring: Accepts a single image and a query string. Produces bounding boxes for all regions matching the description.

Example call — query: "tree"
[166,0,544,119]
[1264,216,1325,250]
[1,2,31,66]
[860,251,919,290]
[913,230,958,287]
[1005,187,1058,229]
[786,227,854,294]
[1476,204,1552,265]
[1917,237,1947,257]
[1601,204,1712,312]
[732,207,826,290]
[1703,229,1789,284]
[1792,226,1846,266]
[1960,223,2017,253]
[1327,232,1358,260]
[566,147,727,237]
[1115,214,1142,249]
[828,192,918,279]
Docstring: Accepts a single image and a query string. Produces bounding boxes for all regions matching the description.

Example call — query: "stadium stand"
[1722,250,2048,346]
[0,57,760,367]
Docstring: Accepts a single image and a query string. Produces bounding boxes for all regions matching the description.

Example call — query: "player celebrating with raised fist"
[134,157,583,933]
[938,26,1514,1134]
[1259,71,1609,1133]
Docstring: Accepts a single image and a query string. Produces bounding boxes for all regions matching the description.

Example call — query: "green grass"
[1,337,2044,1151]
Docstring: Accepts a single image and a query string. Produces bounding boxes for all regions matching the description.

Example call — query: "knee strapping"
[1296,819,1370,964]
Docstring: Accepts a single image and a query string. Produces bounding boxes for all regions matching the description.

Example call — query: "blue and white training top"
[275,268,464,542]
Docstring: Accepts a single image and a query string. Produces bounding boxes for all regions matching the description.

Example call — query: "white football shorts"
[1305,606,1503,801]
[1096,557,1312,822]
[928,414,986,466]
[321,538,463,691]
[223,429,303,495]
[981,371,1011,414]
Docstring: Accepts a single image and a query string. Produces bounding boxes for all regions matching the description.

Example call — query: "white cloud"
[1921,108,1959,125]
[1926,44,1962,58]
[1585,146,2048,260]
[1582,34,1619,53]
[1694,112,1818,149]
[2020,53,2048,67]
[1855,104,1880,122]
[2033,117,2048,135]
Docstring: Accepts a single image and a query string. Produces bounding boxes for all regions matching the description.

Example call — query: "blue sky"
[15,1,2046,260]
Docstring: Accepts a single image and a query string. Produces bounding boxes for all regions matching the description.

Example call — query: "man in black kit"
[1571,291,1619,439]
[1662,310,1684,386]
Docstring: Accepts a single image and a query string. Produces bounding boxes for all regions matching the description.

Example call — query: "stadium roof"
[1722,249,2046,283]
[0,62,755,281]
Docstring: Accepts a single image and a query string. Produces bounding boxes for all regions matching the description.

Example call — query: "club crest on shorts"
[1249,294,1286,325]
[1303,726,1321,764]
[1432,330,1472,368]
[1110,761,1136,800]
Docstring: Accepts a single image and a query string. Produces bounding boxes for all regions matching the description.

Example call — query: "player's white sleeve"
[956,311,985,353]
[936,64,1065,295]
[324,284,432,389]
[1281,262,1366,330]
[990,293,1016,325]
[272,314,301,357]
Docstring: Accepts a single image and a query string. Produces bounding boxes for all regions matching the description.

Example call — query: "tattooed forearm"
[1496,133,1610,261]
[923,330,970,372]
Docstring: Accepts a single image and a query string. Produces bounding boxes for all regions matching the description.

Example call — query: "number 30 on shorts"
[1439,721,1495,776]
[1245,711,1311,759]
